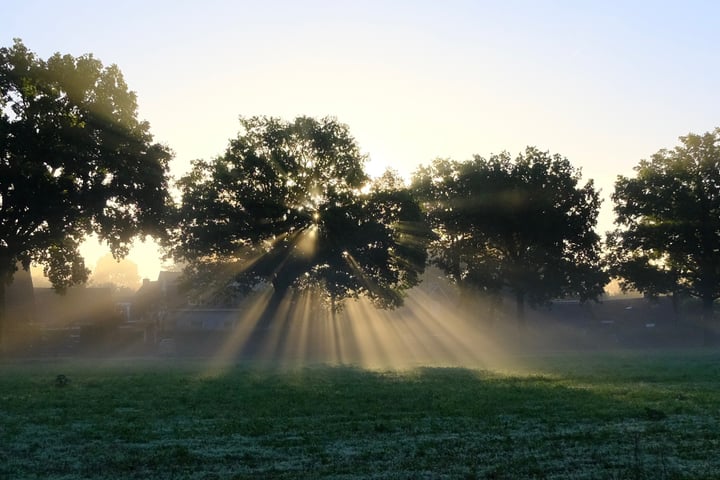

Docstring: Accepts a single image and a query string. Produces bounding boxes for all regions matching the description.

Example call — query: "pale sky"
[5,1,720,282]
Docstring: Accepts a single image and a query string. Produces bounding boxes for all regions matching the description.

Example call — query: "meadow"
[1,350,719,479]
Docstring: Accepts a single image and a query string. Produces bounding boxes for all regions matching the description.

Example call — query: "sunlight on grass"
[200,282,517,374]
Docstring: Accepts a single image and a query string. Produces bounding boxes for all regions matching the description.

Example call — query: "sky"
[4,0,720,282]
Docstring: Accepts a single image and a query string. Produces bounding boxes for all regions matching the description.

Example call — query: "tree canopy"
[171,116,429,310]
[0,39,172,346]
[412,148,607,321]
[609,128,720,319]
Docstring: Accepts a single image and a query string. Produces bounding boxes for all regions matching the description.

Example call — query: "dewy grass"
[1,351,720,479]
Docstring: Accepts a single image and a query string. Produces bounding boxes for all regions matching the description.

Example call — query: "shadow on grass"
[1,358,719,479]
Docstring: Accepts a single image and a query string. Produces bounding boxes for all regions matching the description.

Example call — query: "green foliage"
[412,148,607,318]
[0,39,172,291]
[609,128,720,314]
[1,352,720,478]
[171,116,430,309]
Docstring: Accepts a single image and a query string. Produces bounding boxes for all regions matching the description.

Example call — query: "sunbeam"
[204,288,274,370]
[192,268,522,372]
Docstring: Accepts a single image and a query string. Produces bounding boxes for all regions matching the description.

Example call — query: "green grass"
[1,351,720,479]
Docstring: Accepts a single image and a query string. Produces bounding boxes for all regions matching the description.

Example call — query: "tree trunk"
[487,296,498,327]
[671,291,680,322]
[701,295,715,346]
[0,280,5,356]
[330,295,343,364]
[701,296,714,319]
[515,291,526,328]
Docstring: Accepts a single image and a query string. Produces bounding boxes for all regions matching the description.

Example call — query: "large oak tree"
[412,148,606,323]
[609,128,720,322]
[0,40,172,348]
[171,116,429,315]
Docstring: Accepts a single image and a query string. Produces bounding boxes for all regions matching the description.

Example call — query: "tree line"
[2,40,719,347]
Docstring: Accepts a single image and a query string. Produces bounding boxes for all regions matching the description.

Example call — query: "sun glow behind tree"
[170,116,434,360]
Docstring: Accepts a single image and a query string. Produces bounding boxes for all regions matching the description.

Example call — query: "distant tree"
[371,167,407,192]
[412,148,607,323]
[170,116,429,314]
[609,128,720,323]
[88,253,141,293]
[0,40,172,350]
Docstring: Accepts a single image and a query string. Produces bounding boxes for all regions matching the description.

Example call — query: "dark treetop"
[609,128,720,318]
[412,147,607,320]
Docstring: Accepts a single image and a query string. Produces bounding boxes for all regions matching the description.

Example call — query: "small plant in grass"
[54,375,69,388]
[644,407,667,421]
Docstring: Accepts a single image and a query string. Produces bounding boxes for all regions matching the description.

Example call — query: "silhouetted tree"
[609,128,720,324]
[0,40,172,350]
[413,148,607,324]
[170,116,429,314]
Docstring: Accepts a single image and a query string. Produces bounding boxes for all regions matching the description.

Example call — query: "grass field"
[1,350,719,479]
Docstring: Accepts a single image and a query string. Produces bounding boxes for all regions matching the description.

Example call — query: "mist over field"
[3,263,712,374]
